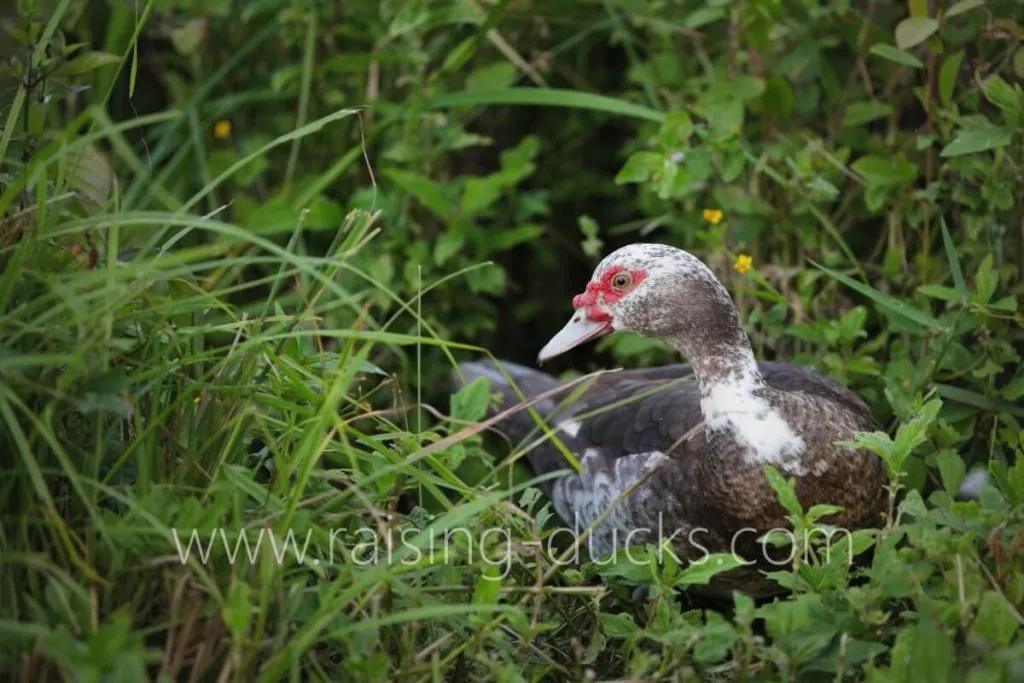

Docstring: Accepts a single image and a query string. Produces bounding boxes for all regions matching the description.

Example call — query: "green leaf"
[450,376,492,422]
[813,261,945,331]
[433,232,465,266]
[381,169,455,223]
[684,7,727,28]
[870,43,924,68]
[851,155,918,185]
[806,504,845,524]
[763,465,803,518]
[600,612,639,638]
[658,111,693,148]
[910,618,954,683]
[939,51,964,105]
[615,151,662,184]
[940,120,1014,157]
[939,217,969,303]
[53,50,122,77]
[981,75,1021,113]
[945,0,986,18]
[472,563,502,606]
[970,591,1019,646]
[462,176,504,214]
[917,284,961,302]
[895,18,939,50]
[936,449,966,497]
[761,76,795,119]
[675,553,746,587]
[974,254,998,304]
[170,18,208,56]
[843,101,894,127]
[223,582,253,643]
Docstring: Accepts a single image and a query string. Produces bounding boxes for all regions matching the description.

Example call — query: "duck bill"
[537,314,612,363]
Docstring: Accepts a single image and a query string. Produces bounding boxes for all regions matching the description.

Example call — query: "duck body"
[453,244,888,598]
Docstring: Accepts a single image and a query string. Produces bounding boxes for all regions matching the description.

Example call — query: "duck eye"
[611,272,632,290]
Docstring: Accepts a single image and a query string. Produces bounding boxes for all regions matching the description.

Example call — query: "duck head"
[537,243,743,363]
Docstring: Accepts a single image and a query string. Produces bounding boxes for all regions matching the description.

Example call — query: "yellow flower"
[734,253,753,274]
[213,119,232,139]
[702,208,723,225]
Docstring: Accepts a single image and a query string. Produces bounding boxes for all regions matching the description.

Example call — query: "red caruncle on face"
[571,265,648,324]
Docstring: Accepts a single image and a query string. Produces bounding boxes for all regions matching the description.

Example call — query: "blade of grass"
[420,87,666,123]
[812,260,946,332]
[936,384,1024,419]
[283,2,318,190]
[939,216,969,303]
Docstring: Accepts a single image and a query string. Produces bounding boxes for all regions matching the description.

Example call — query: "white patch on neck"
[699,359,806,471]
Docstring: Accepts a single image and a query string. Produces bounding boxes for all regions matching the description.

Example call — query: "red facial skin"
[571,265,648,324]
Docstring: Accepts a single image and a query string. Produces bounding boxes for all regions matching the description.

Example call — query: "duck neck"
[667,329,765,415]
[666,326,806,466]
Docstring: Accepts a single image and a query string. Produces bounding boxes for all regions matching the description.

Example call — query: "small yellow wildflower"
[702,208,724,225]
[213,119,232,139]
[734,253,753,274]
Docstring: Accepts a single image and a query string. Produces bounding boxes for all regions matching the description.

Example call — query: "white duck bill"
[537,313,612,363]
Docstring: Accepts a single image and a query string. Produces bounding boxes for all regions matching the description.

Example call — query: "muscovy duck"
[453,243,888,598]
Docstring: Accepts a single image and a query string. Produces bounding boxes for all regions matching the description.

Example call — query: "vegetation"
[2,0,1023,680]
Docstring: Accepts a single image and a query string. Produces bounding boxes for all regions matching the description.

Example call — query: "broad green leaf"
[658,111,693,147]
[981,75,1021,116]
[908,0,929,18]
[170,18,207,56]
[813,261,945,331]
[974,254,998,304]
[843,101,894,127]
[53,50,122,76]
[895,18,939,50]
[382,168,455,223]
[870,43,924,68]
[450,376,492,422]
[433,232,464,265]
[685,7,726,28]
[970,591,1019,647]
[761,76,795,119]
[936,449,966,497]
[939,51,964,105]
[940,120,1013,157]
[615,151,662,184]
[600,612,639,638]
[910,618,954,683]
[675,553,746,587]
[851,155,917,185]
[945,0,986,18]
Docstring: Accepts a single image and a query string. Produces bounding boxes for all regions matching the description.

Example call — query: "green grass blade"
[940,217,969,303]
[812,260,946,332]
[420,87,666,122]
